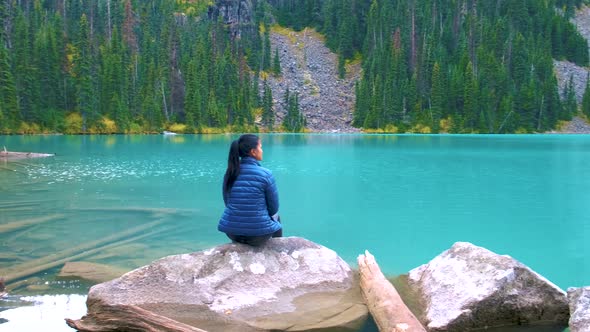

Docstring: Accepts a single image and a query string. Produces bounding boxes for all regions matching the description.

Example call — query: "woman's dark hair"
[223,134,260,193]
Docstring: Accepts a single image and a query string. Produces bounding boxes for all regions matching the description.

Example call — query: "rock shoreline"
[63,238,588,332]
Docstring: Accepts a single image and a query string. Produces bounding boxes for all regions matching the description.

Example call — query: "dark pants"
[227,216,282,246]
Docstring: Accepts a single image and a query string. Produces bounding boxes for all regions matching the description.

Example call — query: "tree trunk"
[66,300,208,332]
[357,250,426,332]
[107,0,112,41]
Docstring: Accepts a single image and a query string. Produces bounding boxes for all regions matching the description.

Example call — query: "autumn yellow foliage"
[407,124,432,134]
[168,123,187,133]
[64,113,83,134]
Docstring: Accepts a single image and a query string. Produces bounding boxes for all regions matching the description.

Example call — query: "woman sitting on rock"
[218,134,282,246]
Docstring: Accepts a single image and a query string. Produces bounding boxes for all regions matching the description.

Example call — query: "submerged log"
[0,214,65,234]
[1,220,164,284]
[58,261,129,283]
[357,251,426,332]
[65,301,208,332]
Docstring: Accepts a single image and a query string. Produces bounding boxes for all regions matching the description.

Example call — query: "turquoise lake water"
[0,134,589,330]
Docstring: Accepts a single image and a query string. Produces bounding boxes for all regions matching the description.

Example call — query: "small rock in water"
[58,261,128,283]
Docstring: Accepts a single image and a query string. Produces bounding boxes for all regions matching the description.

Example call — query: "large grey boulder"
[66,237,368,332]
[408,242,569,331]
[568,286,590,332]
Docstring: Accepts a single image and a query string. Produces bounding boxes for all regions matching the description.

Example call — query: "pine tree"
[251,70,261,108]
[511,33,529,89]
[262,79,274,130]
[272,47,281,75]
[283,91,305,132]
[13,9,35,125]
[364,74,383,129]
[337,0,354,59]
[262,23,271,71]
[430,62,444,133]
[353,80,369,127]
[75,14,98,132]
[562,75,577,120]
[463,62,478,132]
[338,53,346,79]
[207,91,225,127]
[582,73,590,119]
[183,58,198,130]
[0,44,18,129]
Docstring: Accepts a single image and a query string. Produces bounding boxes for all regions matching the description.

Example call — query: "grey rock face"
[568,287,590,332]
[408,242,569,331]
[80,237,367,332]
[572,6,590,59]
[553,60,588,104]
[208,0,254,39]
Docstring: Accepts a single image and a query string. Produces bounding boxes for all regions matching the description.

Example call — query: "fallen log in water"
[65,302,209,332]
[0,219,165,284]
[0,147,55,160]
[357,250,426,332]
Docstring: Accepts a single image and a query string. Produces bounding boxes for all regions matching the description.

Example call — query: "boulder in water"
[568,286,590,332]
[66,237,368,332]
[408,242,569,331]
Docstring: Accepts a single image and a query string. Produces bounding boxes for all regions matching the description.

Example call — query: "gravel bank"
[267,28,360,133]
[550,116,590,134]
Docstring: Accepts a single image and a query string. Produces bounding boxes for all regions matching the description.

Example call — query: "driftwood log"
[357,250,426,332]
[0,147,54,160]
[0,277,6,297]
[65,300,208,332]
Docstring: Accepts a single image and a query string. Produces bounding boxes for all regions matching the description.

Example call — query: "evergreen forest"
[1,0,589,134]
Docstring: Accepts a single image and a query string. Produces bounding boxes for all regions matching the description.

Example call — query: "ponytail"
[223,140,240,193]
[223,134,260,194]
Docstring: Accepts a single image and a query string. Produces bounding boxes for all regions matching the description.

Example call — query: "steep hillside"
[552,5,590,133]
[266,28,360,132]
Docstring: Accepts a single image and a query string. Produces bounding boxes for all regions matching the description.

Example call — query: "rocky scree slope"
[266,28,361,133]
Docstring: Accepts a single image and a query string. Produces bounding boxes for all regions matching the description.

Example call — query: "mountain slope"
[552,5,590,133]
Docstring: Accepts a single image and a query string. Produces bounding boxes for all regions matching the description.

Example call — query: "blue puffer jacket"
[218,156,281,236]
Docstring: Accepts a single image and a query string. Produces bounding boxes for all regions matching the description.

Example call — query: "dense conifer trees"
[583,73,590,119]
[1,0,589,134]
[0,0,268,133]
[272,0,589,133]
[282,88,305,132]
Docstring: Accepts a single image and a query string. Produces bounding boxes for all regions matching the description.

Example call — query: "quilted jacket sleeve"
[265,172,279,216]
